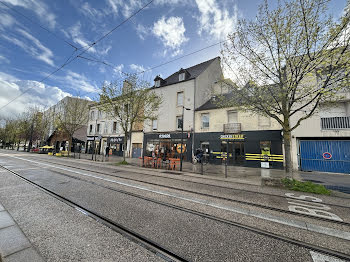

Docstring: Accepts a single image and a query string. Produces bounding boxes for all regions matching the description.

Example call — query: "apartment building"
[45,96,92,152]
[291,94,350,174]
[194,93,284,169]
[142,57,223,161]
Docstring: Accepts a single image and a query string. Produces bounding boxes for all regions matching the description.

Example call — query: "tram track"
[10,155,350,227]
[22,155,350,209]
[1,163,350,261]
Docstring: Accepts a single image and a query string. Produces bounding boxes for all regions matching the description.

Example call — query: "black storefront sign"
[108,137,124,144]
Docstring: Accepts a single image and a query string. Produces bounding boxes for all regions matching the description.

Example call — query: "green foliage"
[114,160,129,166]
[281,178,331,195]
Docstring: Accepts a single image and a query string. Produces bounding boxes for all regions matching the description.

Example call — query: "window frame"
[177,91,184,106]
[152,119,158,131]
[227,110,238,123]
[179,73,185,81]
[155,80,160,87]
[176,116,183,130]
[201,113,210,129]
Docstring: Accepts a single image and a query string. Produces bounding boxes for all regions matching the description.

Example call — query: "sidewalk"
[73,153,350,194]
[0,202,44,262]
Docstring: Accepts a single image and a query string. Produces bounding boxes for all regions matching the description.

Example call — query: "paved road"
[0,150,349,262]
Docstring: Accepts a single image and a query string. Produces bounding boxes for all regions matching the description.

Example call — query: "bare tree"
[99,74,162,162]
[221,0,350,174]
[56,97,91,155]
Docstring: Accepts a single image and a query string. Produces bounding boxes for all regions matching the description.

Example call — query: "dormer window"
[155,80,160,87]
[179,73,185,81]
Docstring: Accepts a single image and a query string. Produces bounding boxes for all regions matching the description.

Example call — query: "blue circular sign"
[323,152,332,160]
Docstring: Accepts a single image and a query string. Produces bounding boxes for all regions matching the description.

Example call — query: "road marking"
[285,193,343,222]
[310,251,346,262]
[4,155,350,241]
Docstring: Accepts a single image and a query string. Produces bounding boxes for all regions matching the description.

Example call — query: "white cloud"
[80,2,105,19]
[113,64,124,76]
[63,22,112,56]
[0,72,70,118]
[61,70,98,93]
[0,12,16,30]
[130,64,146,72]
[136,24,150,40]
[152,16,188,57]
[1,0,56,29]
[0,55,10,64]
[2,29,55,66]
[195,0,237,40]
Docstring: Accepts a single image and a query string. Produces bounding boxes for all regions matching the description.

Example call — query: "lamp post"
[180,106,191,171]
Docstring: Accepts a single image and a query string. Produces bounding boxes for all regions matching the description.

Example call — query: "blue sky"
[0,0,347,117]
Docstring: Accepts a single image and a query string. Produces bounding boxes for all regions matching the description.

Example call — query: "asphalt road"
[0,150,349,262]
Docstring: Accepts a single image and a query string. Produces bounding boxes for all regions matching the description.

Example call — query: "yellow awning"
[40,145,54,149]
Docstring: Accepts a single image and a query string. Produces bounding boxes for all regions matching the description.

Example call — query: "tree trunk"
[123,132,128,162]
[283,130,293,177]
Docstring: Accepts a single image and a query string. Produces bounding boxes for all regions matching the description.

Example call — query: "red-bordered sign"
[323,152,332,160]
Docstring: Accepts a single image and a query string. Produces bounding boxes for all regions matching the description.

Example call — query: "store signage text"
[159,134,171,139]
[220,134,245,140]
[110,137,123,143]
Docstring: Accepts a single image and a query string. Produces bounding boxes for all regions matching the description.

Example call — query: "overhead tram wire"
[0,0,78,50]
[77,40,228,80]
[0,0,154,112]
[0,49,79,112]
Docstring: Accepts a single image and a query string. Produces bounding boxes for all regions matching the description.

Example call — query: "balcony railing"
[321,116,350,130]
[224,123,241,133]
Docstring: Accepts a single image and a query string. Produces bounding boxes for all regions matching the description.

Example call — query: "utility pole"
[27,115,34,152]
[180,106,191,171]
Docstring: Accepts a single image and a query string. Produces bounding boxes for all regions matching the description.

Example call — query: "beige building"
[290,95,350,174]
[194,93,284,169]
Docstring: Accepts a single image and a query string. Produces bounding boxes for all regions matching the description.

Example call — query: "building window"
[89,124,93,134]
[152,119,158,130]
[113,122,117,133]
[98,110,103,119]
[201,113,209,129]
[155,80,160,87]
[90,111,95,120]
[176,116,183,130]
[104,122,109,134]
[97,124,100,134]
[179,73,185,81]
[177,92,183,106]
[227,111,238,123]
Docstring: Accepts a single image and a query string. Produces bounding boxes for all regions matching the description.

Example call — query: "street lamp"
[180,106,191,171]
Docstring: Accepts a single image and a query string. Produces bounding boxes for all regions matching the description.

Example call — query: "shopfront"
[86,136,98,154]
[143,132,192,161]
[108,136,124,156]
[194,130,283,169]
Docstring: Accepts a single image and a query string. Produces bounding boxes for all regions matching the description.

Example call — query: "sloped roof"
[153,57,220,88]
[196,93,234,111]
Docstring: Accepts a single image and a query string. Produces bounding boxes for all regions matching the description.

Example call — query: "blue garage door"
[300,140,350,174]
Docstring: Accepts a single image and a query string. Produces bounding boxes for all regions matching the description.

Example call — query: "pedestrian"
[105,145,110,157]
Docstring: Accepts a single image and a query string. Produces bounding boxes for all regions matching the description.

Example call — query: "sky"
[0,0,347,117]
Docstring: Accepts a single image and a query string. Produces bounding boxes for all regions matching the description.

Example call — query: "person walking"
[105,145,110,158]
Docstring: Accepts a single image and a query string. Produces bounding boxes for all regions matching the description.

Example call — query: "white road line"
[310,251,346,262]
[4,155,350,241]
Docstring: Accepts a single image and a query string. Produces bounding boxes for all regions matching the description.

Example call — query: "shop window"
[176,116,183,130]
[152,119,158,130]
[97,124,100,134]
[177,92,184,106]
[201,113,209,129]
[228,110,238,123]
